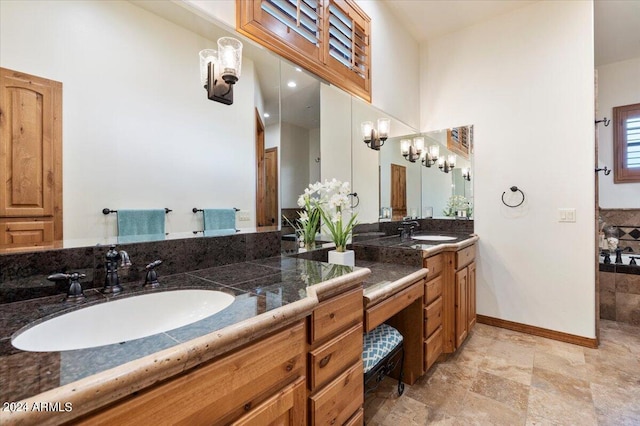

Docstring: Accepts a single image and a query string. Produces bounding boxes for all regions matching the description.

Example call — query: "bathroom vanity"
[0,223,477,425]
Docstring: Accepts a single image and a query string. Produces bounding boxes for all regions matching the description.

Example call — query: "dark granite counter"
[0,256,369,406]
[0,254,422,408]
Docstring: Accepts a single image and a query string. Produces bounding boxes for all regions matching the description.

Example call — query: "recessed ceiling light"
[264,113,270,118]
[287,81,297,88]
[295,67,302,72]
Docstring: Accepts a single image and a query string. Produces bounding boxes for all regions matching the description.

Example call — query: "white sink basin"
[412,235,457,242]
[12,290,235,352]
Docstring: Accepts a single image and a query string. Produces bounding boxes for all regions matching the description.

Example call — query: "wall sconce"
[362,118,390,150]
[439,154,457,173]
[401,137,424,163]
[421,144,440,167]
[199,37,243,105]
[462,168,471,181]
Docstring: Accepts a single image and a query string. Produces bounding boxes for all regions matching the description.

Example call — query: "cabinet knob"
[319,354,332,368]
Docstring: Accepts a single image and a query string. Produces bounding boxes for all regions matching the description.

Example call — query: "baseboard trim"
[476,315,598,348]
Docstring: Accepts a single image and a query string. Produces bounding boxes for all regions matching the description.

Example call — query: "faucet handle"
[48,272,86,301]
[144,260,163,288]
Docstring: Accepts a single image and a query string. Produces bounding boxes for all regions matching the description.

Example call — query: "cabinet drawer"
[311,288,362,344]
[425,275,443,305]
[425,253,444,278]
[1,218,54,246]
[309,323,362,391]
[79,323,306,426]
[424,296,443,338]
[231,377,305,426]
[344,408,364,426]
[364,280,423,332]
[424,325,443,372]
[456,245,476,270]
[310,361,363,426]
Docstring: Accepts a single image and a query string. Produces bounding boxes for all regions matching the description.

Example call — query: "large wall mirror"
[0,0,463,255]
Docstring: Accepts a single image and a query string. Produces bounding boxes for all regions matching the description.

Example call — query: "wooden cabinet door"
[0,68,62,242]
[455,267,468,348]
[467,262,476,333]
[231,377,305,426]
[390,163,407,218]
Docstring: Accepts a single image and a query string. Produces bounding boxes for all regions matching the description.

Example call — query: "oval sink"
[12,290,235,352]
[412,235,457,242]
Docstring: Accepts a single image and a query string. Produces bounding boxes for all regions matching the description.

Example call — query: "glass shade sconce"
[462,168,471,181]
[439,154,456,173]
[362,118,390,150]
[401,137,424,163]
[421,144,440,167]
[199,37,243,105]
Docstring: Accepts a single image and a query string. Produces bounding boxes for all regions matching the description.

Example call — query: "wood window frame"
[237,0,371,102]
[613,102,640,183]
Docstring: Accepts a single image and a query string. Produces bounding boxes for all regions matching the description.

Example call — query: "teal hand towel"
[203,229,236,237]
[117,209,166,236]
[203,209,236,231]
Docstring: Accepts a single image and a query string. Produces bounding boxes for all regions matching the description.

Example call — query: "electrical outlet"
[238,211,250,222]
[558,208,576,223]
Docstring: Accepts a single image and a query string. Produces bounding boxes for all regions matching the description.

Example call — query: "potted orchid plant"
[285,182,323,250]
[317,179,358,266]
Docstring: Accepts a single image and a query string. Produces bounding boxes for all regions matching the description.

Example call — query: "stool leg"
[397,344,405,396]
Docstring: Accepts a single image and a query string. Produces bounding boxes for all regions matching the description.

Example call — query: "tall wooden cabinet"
[0,67,62,249]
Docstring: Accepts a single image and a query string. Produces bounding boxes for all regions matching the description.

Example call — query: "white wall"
[597,57,640,208]
[281,122,311,208]
[421,1,596,338]
[308,128,321,184]
[0,0,258,240]
[356,0,420,129]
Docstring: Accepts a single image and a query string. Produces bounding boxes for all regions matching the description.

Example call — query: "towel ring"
[348,192,360,208]
[501,186,525,208]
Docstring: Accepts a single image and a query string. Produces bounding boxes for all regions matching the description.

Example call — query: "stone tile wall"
[599,208,640,253]
[600,268,640,326]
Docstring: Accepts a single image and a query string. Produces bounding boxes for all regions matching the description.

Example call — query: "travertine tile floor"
[364,320,640,425]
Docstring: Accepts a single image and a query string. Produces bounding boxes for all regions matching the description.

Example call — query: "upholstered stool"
[362,323,405,396]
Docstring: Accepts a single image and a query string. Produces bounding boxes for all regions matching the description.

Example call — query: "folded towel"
[117,209,166,237]
[203,229,236,237]
[118,234,165,243]
[203,209,236,231]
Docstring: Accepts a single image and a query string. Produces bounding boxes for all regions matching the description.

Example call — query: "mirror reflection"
[380,125,473,220]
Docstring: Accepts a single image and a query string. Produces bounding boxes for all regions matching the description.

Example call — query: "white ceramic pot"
[328,249,355,266]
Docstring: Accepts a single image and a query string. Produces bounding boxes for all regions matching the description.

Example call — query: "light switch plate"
[238,211,250,221]
[558,208,576,222]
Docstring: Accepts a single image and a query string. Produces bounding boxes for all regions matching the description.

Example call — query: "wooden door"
[0,67,62,247]
[264,147,278,227]
[467,262,476,332]
[390,164,407,219]
[255,109,267,227]
[455,267,468,348]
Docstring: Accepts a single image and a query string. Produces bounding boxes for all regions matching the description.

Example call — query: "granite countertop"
[0,256,371,425]
[353,231,478,257]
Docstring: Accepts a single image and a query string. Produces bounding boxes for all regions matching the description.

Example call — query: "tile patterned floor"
[364,320,640,425]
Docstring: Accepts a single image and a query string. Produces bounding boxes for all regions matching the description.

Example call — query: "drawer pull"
[329,312,335,319]
[319,354,332,368]
[244,402,252,411]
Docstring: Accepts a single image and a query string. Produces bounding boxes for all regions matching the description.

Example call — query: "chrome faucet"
[102,245,131,294]
[398,220,420,239]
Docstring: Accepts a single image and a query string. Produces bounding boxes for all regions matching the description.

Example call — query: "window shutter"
[325,0,370,97]
[613,103,640,183]
[237,0,371,102]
